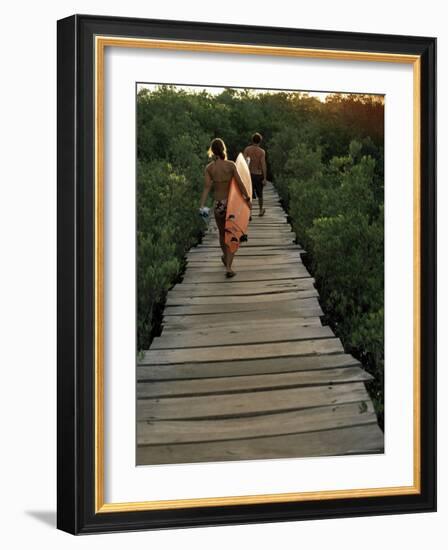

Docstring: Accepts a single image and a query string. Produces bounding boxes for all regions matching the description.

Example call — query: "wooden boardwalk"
[137,183,384,465]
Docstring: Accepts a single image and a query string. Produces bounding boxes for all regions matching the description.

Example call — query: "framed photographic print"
[57,14,436,534]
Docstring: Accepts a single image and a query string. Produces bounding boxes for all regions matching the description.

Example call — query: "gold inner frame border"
[94,35,421,513]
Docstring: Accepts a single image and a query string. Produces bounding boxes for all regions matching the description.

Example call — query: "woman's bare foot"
[225,270,236,278]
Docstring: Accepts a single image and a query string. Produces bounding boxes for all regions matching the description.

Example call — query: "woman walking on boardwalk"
[199,138,251,278]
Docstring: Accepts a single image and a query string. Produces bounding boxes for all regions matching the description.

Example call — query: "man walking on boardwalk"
[244,132,267,217]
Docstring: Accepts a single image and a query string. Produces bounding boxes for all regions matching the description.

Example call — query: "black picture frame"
[57,14,436,535]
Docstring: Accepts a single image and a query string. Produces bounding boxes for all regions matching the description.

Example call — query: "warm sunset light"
[137,83,384,104]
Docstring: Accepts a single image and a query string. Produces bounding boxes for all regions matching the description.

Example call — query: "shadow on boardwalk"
[136,182,384,465]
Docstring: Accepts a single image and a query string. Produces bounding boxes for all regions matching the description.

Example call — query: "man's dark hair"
[252,132,262,144]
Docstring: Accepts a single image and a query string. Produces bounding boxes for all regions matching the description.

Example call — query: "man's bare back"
[244,134,267,216]
[243,144,266,176]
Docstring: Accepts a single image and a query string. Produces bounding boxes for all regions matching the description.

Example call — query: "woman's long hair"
[208,138,227,160]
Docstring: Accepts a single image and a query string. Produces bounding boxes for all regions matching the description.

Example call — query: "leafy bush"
[137,160,204,349]
[273,141,384,426]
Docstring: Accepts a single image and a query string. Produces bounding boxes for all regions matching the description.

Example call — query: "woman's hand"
[199,206,210,218]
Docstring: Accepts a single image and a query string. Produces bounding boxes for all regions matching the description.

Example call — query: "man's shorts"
[251,173,264,199]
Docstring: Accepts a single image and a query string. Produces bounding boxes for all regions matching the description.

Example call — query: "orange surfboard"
[224,153,253,254]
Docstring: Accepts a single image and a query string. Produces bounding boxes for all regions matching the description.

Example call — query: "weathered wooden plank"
[185,262,303,271]
[137,382,370,420]
[163,296,321,315]
[170,278,315,296]
[184,260,306,272]
[187,258,306,267]
[188,246,301,254]
[247,212,287,218]
[200,242,301,250]
[162,315,321,332]
[181,267,310,283]
[243,222,289,227]
[245,210,286,216]
[188,248,302,257]
[199,241,296,248]
[137,402,376,447]
[209,224,288,231]
[201,229,294,235]
[186,251,302,260]
[162,308,323,329]
[250,203,284,207]
[168,287,314,300]
[246,211,285,215]
[187,256,303,267]
[201,232,295,240]
[136,424,384,464]
[195,247,306,260]
[203,234,292,239]
[208,213,286,222]
[251,205,282,208]
[178,276,312,289]
[137,353,359,380]
[247,208,285,213]
[166,289,317,306]
[137,401,376,445]
[206,227,295,235]
[200,241,297,248]
[196,242,303,252]
[224,235,296,241]
[191,249,300,259]
[137,366,372,399]
[234,218,289,224]
[252,199,282,202]
[243,219,288,224]
[246,220,290,225]
[248,208,283,212]
[152,324,333,350]
[140,337,344,365]
[243,236,297,242]
[246,223,292,228]
[203,230,294,237]
[200,234,293,242]
[189,253,302,261]
[244,221,289,227]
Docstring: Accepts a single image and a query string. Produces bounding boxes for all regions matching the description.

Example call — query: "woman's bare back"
[206,159,236,200]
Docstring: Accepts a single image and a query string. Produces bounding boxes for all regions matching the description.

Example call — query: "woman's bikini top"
[209,159,233,184]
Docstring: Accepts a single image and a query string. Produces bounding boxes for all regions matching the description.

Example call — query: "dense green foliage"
[137,86,384,425]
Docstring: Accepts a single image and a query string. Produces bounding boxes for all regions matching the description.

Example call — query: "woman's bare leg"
[225,249,235,272]
[215,209,236,276]
[215,212,229,268]
[219,239,227,263]
[221,238,235,274]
